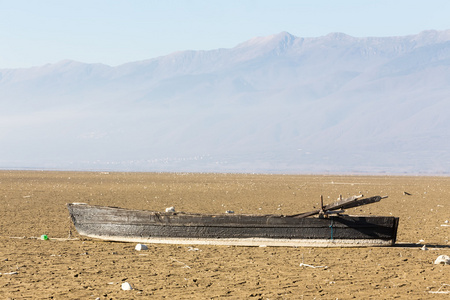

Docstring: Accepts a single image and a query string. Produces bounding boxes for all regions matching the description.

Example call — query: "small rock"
[135,244,148,251]
[121,282,133,290]
[434,255,450,265]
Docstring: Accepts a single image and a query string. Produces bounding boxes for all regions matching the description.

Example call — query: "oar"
[290,195,388,218]
[336,195,387,210]
[289,195,363,218]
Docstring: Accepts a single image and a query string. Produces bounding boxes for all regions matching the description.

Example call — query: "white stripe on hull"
[80,232,394,247]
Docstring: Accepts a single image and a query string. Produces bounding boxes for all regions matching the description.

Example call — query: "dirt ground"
[0,171,449,299]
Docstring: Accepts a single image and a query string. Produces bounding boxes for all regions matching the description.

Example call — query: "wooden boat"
[67,195,399,247]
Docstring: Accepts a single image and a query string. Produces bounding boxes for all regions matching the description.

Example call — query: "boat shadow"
[394,242,450,249]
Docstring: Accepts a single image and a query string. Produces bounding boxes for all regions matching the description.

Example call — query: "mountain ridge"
[1,30,449,174]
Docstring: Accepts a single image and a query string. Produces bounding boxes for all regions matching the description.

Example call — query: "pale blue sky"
[1,0,449,68]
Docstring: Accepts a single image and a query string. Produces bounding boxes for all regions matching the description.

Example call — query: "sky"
[1,0,450,69]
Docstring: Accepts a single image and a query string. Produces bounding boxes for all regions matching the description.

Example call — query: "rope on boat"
[329,219,334,240]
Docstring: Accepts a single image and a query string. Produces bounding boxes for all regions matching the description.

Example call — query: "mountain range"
[1,30,450,174]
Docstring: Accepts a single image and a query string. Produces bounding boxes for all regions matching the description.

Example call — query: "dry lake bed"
[0,171,449,299]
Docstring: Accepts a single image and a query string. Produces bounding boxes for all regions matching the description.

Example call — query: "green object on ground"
[40,234,48,240]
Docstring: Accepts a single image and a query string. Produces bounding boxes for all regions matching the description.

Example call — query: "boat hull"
[67,203,399,247]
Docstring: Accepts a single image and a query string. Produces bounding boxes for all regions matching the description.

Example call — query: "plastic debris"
[171,258,190,268]
[299,263,328,269]
[421,245,428,251]
[135,244,148,251]
[434,255,450,265]
[165,207,175,213]
[40,235,49,240]
[225,210,234,214]
[429,284,450,294]
[121,282,133,290]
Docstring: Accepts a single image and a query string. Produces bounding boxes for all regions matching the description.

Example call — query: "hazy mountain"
[1,30,450,174]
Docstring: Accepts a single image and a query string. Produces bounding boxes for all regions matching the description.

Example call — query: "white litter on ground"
[135,244,148,251]
[299,263,328,269]
[165,207,175,213]
[187,247,200,251]
[429,284,450,294]
[171,258,191,269]
[121,282,133,290]
[434,255,450,265]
